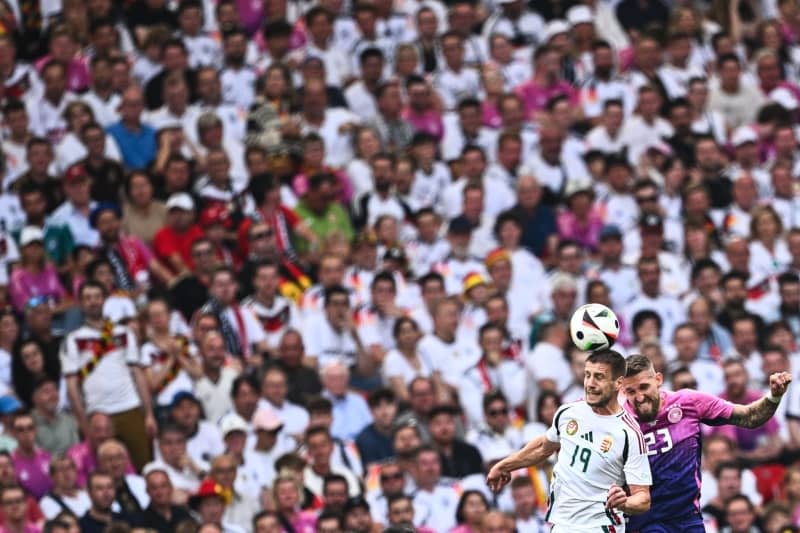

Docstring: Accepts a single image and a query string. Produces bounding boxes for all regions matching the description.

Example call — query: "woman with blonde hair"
[273,473,317,533]
[749,204,791,281]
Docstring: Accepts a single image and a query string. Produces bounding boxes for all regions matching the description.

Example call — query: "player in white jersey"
[487,350,652,532]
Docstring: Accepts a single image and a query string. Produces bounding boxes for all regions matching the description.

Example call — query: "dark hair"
[230,375,259,400]
[536,390,561,422]
[305,6,333,26]
[324,285,349,306]
[316,510,344,530]
[392,316,419,339]
[418,272,445,291]
[482,390,507,411]
[305,395,333,414]
[454,490,488,524]
[368,387,396,407]
[359,47,384,65]
[715,460,742,479]
[586,349,626,379]
[263,19,292,39]
[624,354,654,378]
[158,423,186,440]
[632,310,662,335]
[322,473,349,493]
[305,424,332,443]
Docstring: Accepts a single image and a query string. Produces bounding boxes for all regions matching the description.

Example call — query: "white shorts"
[550,525,626,533]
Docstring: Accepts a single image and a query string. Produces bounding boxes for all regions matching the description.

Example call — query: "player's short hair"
[624,354,654,378]
[586,349,626,379]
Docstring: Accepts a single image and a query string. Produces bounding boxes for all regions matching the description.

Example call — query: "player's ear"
[655,372,663,386]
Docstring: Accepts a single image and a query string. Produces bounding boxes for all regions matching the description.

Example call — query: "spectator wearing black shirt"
[427,405,483,479]
[355,388,397,467]
[79,472,130,533]
[144,39,198,110]
[137,469,193,532]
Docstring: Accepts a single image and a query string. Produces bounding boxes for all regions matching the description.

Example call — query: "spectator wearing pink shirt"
[34,25,89,93]
[401,76,444,141]
[9,412,51,500]
[557,184,604,252]
[66,412,133,488]
[514,44,577,120]
[8,228,68,315]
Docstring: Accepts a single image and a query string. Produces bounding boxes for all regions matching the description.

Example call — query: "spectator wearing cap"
[49,163,99,247]
[459,324,525,430]
[594,224,638,310]
[138,468,193,533]
[120,171,168,247]
[168,391,223,474]
[30,377,78,456]
[106,86,158,170]
[216,413,251,484]
[188,477,245,533]
[8,226,69,315]
[39,455,90,519]
[460,271,489,341]
[143,424,202,503]
[209,453,260,533]
[152,193,204,276]
[355,388,397,466]
[93,202,174,291]
[295,173,354,252]
[241,407,295,497]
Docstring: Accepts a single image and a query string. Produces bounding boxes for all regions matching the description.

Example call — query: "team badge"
[600,435,613,452]
[667,407,683,423]
[566,419,578,435]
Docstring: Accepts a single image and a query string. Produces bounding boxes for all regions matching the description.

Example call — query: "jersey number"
[570,445,592,473]
[643,429,673,456]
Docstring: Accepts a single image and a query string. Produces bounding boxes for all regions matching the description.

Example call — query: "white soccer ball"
[569,303,620,352]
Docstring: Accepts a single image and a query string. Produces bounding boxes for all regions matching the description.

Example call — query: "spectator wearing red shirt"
[152,193,204,275]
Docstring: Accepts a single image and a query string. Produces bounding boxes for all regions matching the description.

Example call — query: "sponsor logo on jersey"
[566,419,578,435]
[600,435,613,452]
[667,406,683,423]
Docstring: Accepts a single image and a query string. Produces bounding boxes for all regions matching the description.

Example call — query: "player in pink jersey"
[621,354,792,533]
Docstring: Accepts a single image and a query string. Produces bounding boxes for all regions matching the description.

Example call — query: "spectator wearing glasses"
[0,485,40,533]
[168,238,217,322]
[10,412,51,500]
[465,391,522,465]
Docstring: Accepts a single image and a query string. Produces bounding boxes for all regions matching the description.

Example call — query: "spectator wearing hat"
[168,391,223,474]
[355,388,397,467]
[30,378,78,456]
[152,193,204,276]
[138,468,193,533]
[8,226,69,315]
[460,271,489,342]
[459,324,525,429]
[241,408,295,497]
[107,86,158,170]
[730,126,771,197]
[49,163,99,247]
[189,477,245,533]
[78,471,130,533]
[217,413,251,487]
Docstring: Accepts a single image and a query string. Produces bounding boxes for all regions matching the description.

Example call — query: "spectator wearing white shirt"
[487,34,531,91]
[585,99,628,155]
[345,49,384,122]
[192,67,245,143]
[525,125,590,207]
[176,1,222,69]
[621,85,674,167]
[257,366,310,442]
[442,145,514,221]
[82,56,121,128]
[297,79,361,169]
[219,29,257,110]
[241,408,297,496]
[623,256,687,346]
[321,361,373,441]
[25,60,76,145]
[481,0,544,51]
[441,100,499,164]
[433,32,481,111]
[295,7,352,87]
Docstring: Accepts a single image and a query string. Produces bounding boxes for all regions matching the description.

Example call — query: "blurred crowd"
[3,0,800,531]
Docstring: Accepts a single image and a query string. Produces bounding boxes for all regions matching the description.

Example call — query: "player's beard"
[634,394,660,422]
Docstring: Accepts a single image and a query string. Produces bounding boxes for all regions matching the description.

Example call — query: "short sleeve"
[243,309,267,344]
[688,390,735,425]
[124,329,141,365]
[545,405,570,443]
[623,427,653,486]
[60,336,80,376]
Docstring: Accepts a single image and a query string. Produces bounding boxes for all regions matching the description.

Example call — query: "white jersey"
[544,401,651,529]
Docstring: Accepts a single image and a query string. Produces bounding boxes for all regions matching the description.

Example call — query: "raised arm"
[728,372,792,428]
[486,435,560,492]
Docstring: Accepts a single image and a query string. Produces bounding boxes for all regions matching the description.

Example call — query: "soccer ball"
[569,303,620,351]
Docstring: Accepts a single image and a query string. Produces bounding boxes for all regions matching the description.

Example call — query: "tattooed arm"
[729,372,792,428]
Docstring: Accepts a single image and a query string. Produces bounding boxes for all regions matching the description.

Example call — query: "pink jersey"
[624,389,734,528]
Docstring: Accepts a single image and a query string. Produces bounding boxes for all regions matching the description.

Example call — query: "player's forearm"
[621,490,651,515]
[729,396,780,428]
[497,436,554,472]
